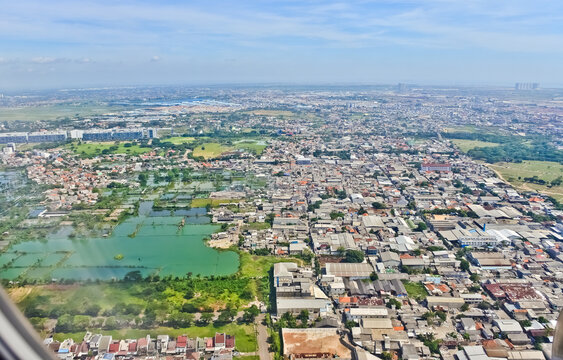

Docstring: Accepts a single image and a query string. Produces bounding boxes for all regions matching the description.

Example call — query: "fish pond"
[0,202,239,281]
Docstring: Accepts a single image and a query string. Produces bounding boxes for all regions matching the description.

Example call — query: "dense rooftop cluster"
[0,86,562,360]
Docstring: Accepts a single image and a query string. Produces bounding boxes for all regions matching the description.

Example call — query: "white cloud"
[31,56,66,64]
[1,0,563,88]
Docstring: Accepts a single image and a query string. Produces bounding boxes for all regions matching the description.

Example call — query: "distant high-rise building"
[0,132,28,143]
[27,131,67,143]
[397,83,408,92]
[515,82,539,90]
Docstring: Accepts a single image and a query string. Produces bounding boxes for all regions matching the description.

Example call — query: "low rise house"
[276,298,332,317]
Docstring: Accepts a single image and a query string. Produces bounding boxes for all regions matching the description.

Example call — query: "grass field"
[443,125,480,133]
[191,198,240,208]
[234,140,267,155]
[402,280,427,300]
[67,142,151,157]
[238,253,302,278]
[236,356,259,360]
[487,160,563,201]
[162,136,196,145]
[13,284,146,313]
[442,125,502,134]
[189,140,267,159]
[242,222,271,231]
[53,322,257,352]
[451,139,500,152]
[192,143,232,159]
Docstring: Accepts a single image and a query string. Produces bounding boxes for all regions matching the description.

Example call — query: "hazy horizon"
[4,81,563,95]
[1,0,563,90]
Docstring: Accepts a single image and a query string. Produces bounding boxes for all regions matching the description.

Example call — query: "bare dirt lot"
[282,328,351,358]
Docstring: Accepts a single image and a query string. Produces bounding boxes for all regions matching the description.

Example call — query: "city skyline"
[1,0,563,90]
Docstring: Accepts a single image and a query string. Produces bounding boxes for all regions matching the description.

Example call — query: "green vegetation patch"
[242,222,271,231]
[192,143,232,159]
[190,139,268,159]
[236,356,260,360]
[191,198,240,208]
[402,280,428,300]
[442,126,481,133]
[451,139,500,152]
[444,131,563,163]
[234,140,267,155]
[162,136,196,145]
[67,142,151,157]
[238,252,301,278]
[488,161,563,201]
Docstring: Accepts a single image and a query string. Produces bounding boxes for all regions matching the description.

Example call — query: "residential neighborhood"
[0,85,562,360]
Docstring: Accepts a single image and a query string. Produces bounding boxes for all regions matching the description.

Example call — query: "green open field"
[53,322,256,352]
[487,160,563,201]
[192,143,232,159]
[66,142,151,157]
[242,222,271,231]
[162,136,196,145]
[0,104,131,122]
[12,284,144,313]
[234,140,267,155]
[443,125,480,133]
[402,280,427,300]
[238,252,302,278]
[191,198,241,208]
[442,125,503,134]
[191,140,267,159]
[236,356,259,360]
[451,139,500,152]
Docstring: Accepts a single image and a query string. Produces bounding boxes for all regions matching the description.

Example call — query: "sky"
[1,0,562,90]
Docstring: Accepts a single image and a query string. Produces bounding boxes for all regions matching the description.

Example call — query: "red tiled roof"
[108,342,119,353]
[215,333,225,344]
[177,336,187,347]
[225,335,235,349]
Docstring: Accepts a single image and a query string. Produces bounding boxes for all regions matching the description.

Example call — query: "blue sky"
[1,0,562,89]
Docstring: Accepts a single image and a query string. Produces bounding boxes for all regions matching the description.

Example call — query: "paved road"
[256,314,272,360]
